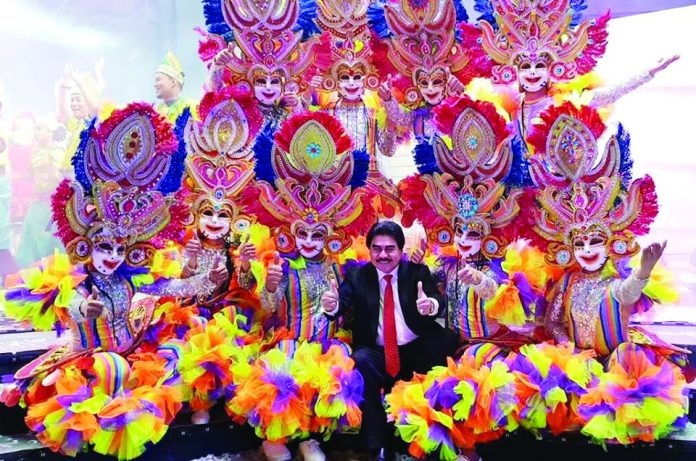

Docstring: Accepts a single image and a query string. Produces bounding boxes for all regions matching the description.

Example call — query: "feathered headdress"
[313,0,381,91]
[52,103,188,267]
[368,0,481,106]
[201,0,322,91]
[183,88,264,233]
[242,111,376,254]
[399,96,522,258]
[476,0,609,84]
[522,102,658,267]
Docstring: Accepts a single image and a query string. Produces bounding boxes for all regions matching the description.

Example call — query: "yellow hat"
[157,50,185,87]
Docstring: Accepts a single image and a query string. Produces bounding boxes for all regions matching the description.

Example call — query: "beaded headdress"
[314,0,380,91]
[52,103,188,267]
[183,88,264,233]
[475,0,609,84]
[368,0,480,106]
[201,0,322,92]
[399,96,522,258]
[157,50,185,86]
[242,112,376,254]
[523,103,658,267]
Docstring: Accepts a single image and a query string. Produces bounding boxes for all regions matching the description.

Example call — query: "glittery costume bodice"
[261,258,343,342]
[260,104,289,132]
[435,259,499,341]
[333,100,370,153]
[68,270,215,352]
[546,271,648,354]
[384,99,436,141]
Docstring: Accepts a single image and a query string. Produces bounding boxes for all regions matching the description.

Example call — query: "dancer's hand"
[378,74,393,101]
[637,241,667,280]
[81,286,105,319]
[238,234,256,271]
[321,278,340,315]
[309,75,324,90]
[410,238,427,265]
[458,260,481,285]
[209,254,228,285]
[212,44,235,69]
[265,252,284,293]
[183,234,202,269]
[416,281,437,316]
[649,55,679,76]
[447,74,465,95]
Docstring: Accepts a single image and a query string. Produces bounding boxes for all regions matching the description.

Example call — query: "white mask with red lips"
[91,239,126,275]
[253,74,283,106]
[198,208,232,241]
[572,234,609,272]
[454,227,483,259]
[517,58,550,93]
[338,73,365,101]
[416,69,447,106]
[293,224,327,259]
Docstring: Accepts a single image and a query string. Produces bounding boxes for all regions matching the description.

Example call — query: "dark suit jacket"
[333,260,446,349]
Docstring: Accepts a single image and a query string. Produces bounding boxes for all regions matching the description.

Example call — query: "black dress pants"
[352,329,458,450]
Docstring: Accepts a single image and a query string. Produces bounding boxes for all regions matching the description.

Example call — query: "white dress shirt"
[376,267,418,346]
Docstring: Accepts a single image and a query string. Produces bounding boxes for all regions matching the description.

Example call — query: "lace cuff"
[590,71,653,107]
[613,273,649,306]
[68,290,87,322]
[384,98,411,127]
[237,268,255,290]
[472,272,498,300]
[260,287,282,313]
[140,273,217,299]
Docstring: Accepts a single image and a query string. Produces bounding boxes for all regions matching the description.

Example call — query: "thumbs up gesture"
[81,286,106,319]
[184,233,202,269]
[410,238,428,265]
[321,277,340,315]
[457,259,481,285]
[416,281,436,316]
[209,253,229,285]
[378,74,394,101]
[265,252,284,293]
[238,233,257,271]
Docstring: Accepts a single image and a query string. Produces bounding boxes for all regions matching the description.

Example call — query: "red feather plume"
[51,179,81,247]
[433,95,510,146]
[97,102,178,157]
[197,87,264,141]
[526,102,606,156]
[274,111,353,156]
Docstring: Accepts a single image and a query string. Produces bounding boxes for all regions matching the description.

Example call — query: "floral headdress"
[399,96,522,258]
[475,0,609,84]
[313,0,381,91]
[183,88,264,234]
[242,111,376,254]
[200,0,323,92]
[52,103,188,267]
[522,102,658,267]
[368,0,482,106]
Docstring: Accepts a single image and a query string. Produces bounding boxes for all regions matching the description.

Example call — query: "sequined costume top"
[545,271,648,355]
[327,98,400,207]
[384,98,437,140]
[434,258,498,342]
[260,257,343,342]
[181,245,255,310]
[67,270,215,352]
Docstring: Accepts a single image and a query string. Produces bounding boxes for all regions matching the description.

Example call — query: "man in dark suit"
[322,221,458,461]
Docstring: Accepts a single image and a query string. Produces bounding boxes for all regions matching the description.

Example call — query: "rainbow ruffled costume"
[0,104,217,459]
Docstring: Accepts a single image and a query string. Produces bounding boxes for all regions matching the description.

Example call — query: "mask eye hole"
[590,237,604,246]
[202,209,214,217]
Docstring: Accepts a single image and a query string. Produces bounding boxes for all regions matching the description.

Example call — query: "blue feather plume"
[474,0,496,26]
[504,135,534,187]
[454,0,469,23]
[616,123,633,187]
[72,117,98,193]
[569,0,588,27]
[252,124,277,184]
[367,1,392,39]
[201,0,233,37]
[349,148,369,188]
[413,138,440,175]
[158,108,190,195]
[295,0,321,40]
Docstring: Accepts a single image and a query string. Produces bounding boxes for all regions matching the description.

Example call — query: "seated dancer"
[322,220,458,461]
[200,0,323,130]
[523,103,689,443]
[309,0,400,217]
[151,89,265,425]
[402,95,552,346]
[368,0,484,141]
[472,0,678,143]
[0,104,228,459]
[230,111,374,461]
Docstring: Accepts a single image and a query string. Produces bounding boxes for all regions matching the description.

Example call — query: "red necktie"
[382,274,400,377]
